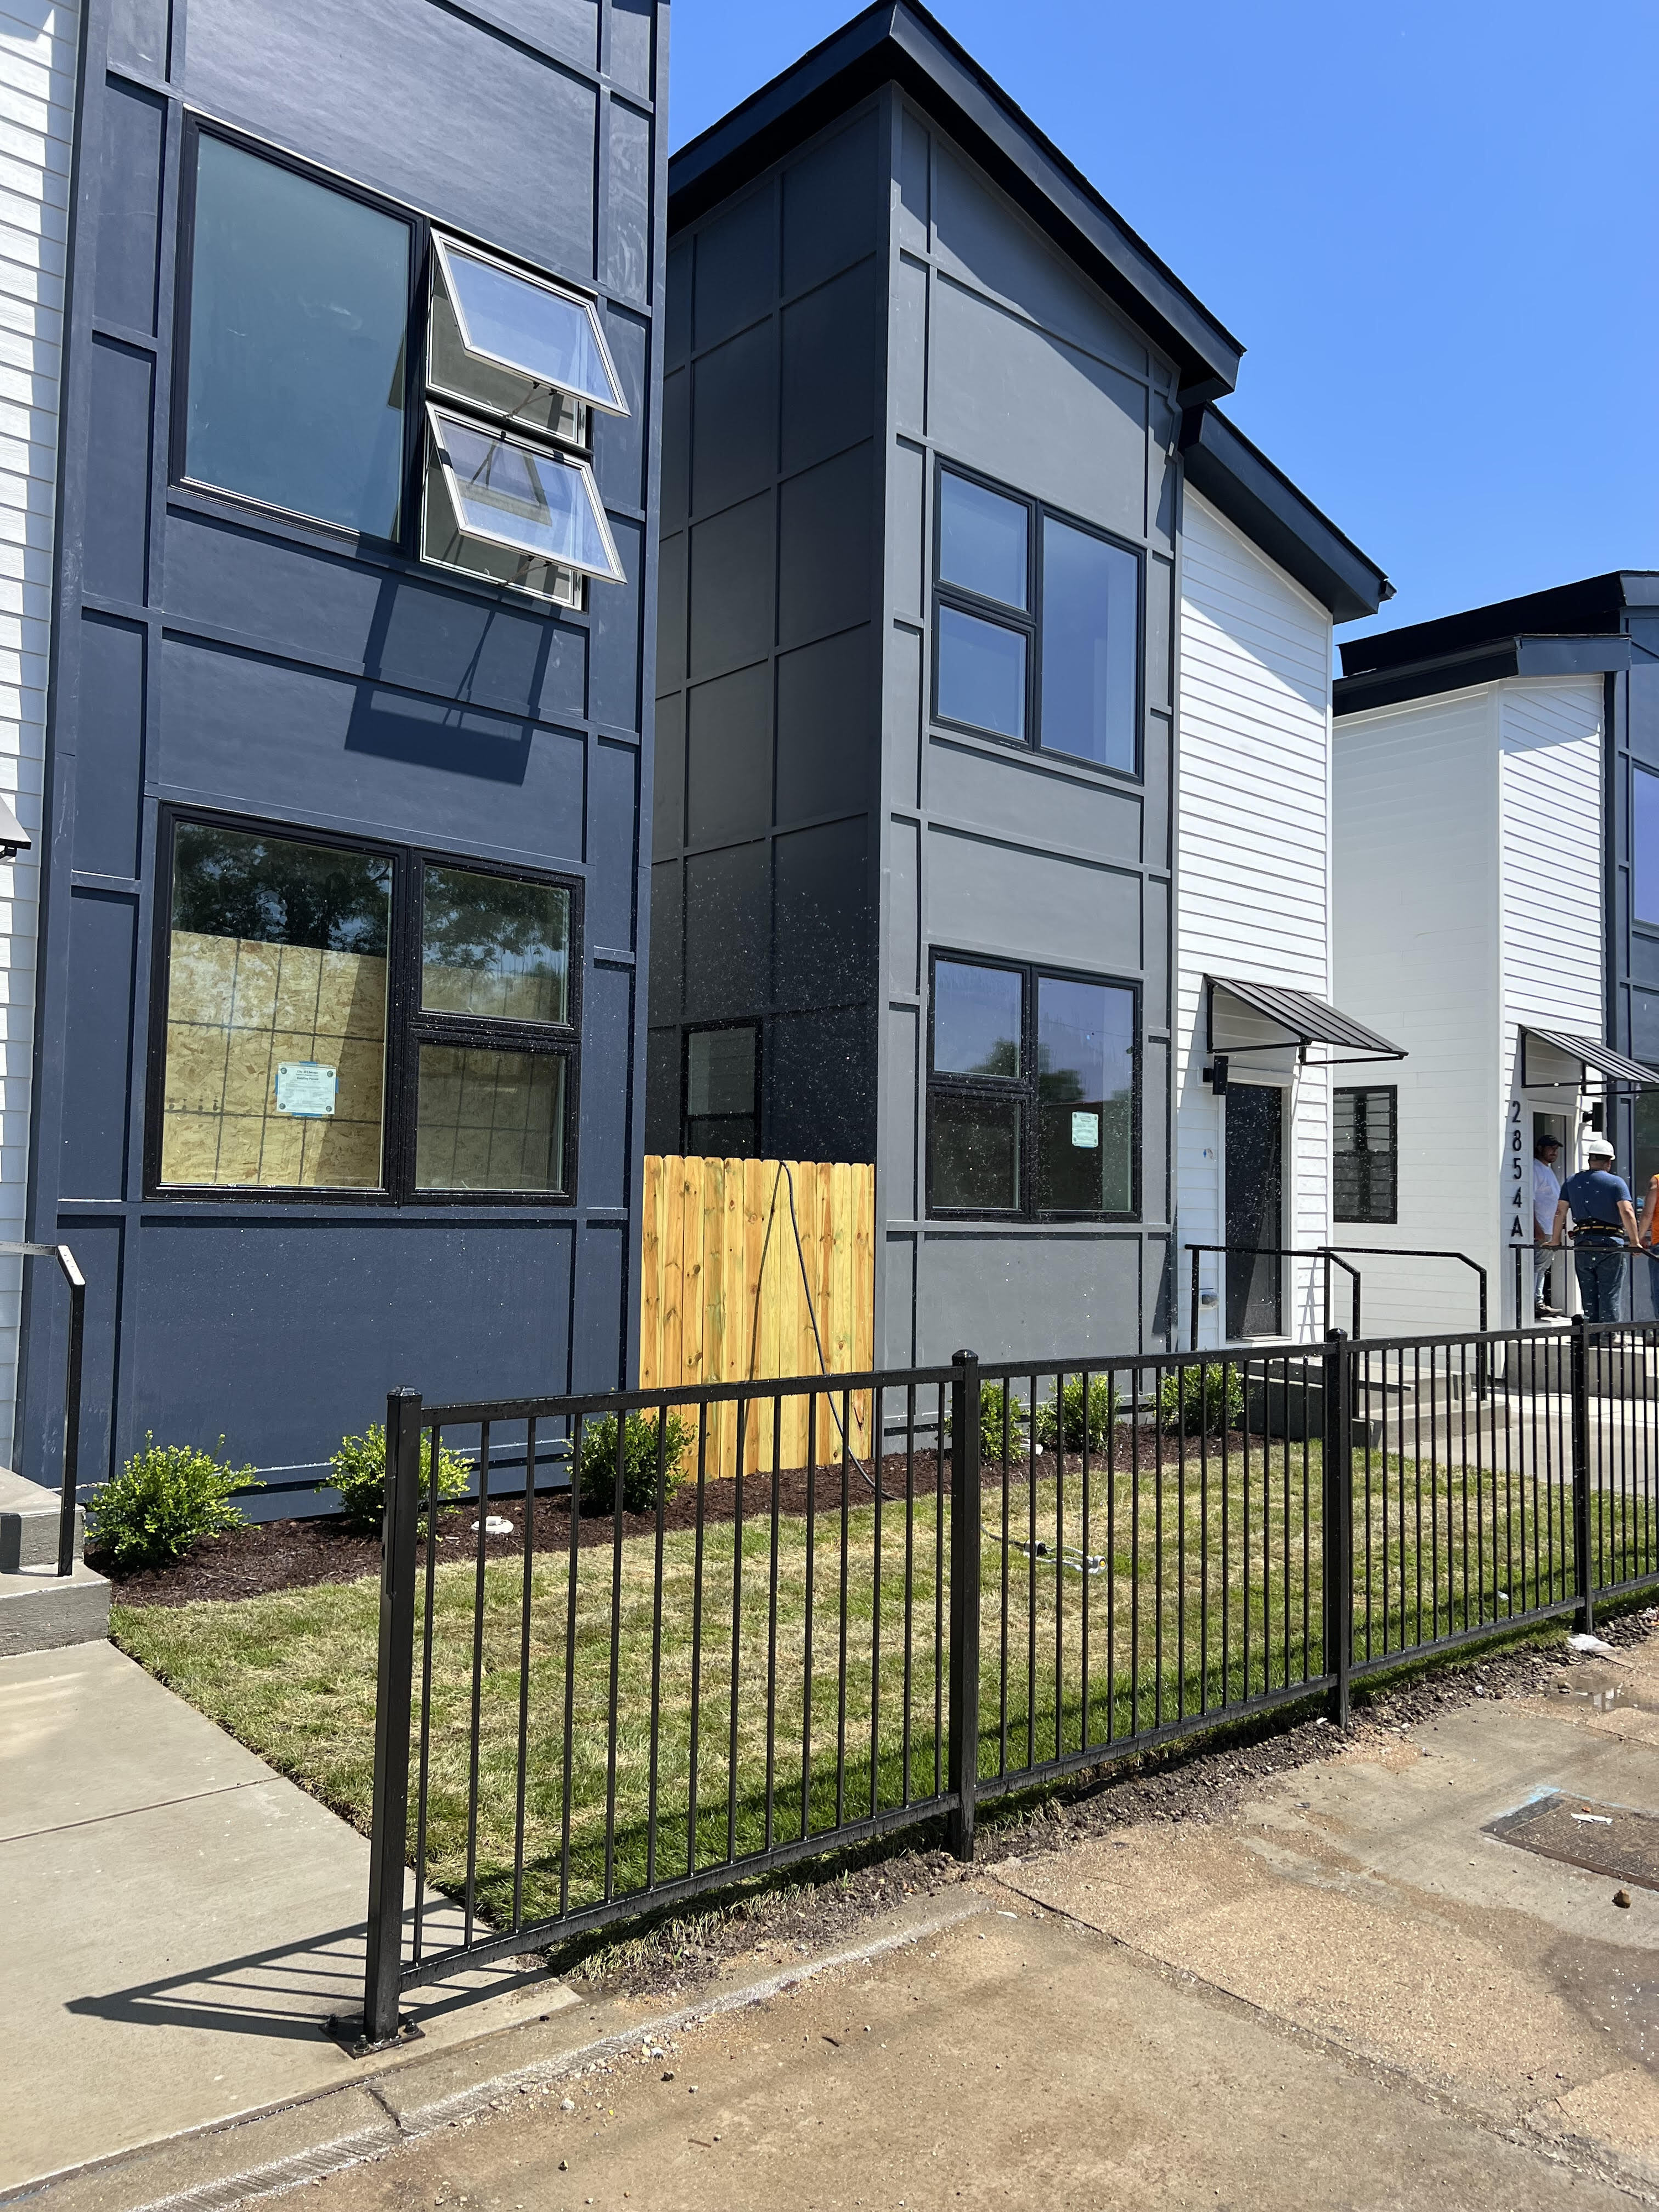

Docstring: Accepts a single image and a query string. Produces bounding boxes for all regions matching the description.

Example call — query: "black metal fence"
[357,1315,1659,2046]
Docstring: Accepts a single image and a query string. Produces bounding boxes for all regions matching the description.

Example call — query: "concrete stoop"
[0,1468,107,1655]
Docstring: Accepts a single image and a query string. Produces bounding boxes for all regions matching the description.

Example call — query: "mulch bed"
[98,1427,1256,1608]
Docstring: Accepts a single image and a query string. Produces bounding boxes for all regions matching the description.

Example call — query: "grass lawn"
[113,1439,1640,1936]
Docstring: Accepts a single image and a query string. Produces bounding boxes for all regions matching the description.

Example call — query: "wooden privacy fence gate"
[638,1156,875,1478]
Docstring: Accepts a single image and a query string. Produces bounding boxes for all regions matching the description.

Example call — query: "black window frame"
[145,805,583,1207]
[169,114,611,599]
[924,950,1140,1223]
[1333,1083,1397,1225]
[681,1018,762,1159]
[930,460,1144,782]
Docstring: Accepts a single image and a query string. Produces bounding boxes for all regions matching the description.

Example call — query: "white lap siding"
[1176,492,1334,1347]
[0,0,72,1465]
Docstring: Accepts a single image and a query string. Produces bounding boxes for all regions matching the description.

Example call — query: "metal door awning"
[1206,977,1406,1066]
[1521,1027,1657,1089]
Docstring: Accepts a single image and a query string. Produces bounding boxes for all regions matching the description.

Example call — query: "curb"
[22,1890,989,2212]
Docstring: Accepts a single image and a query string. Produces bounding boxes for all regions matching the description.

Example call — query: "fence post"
[361,1387,424,2048]
[1321,1329,1353,1730]
[1570,1317,1594,1634]
[57,1253,85,1578]
[946,1348,981,1863]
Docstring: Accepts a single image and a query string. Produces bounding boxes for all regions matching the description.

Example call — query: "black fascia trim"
[1178,406,1390,623]
[666,1,1243,400]
[1333,635,1636,718]
[1338,571,1659,681]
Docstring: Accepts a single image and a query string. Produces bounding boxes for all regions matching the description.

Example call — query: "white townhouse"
[1173,409,1395,1350]
[1332,573,1659,1333]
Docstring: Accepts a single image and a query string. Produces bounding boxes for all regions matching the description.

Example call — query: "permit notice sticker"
[275,1061,337,1118]
[1071,1110,1100,1149]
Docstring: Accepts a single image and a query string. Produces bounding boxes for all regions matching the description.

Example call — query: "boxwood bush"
[1034,1374,1118,1455]
[327,1422,472,1532]
[87,1436,260,1569]
[1156,1361,1245,1437]
[576,1410,693,1515]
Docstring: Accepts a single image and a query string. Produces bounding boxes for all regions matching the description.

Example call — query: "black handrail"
[1185,1243,1361,1351]
[1319,1246,1487,1336]
[0,1242,86,1575]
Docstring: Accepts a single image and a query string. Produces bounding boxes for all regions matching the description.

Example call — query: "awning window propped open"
[1521,1027,1657,1091]
[1206,977,1406,1067]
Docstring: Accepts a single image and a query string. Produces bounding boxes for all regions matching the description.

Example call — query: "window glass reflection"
[939,473,1027,607]
[937,607,1026,739]
[931,1093,1021,1211]
[438,242,624,411]
[934,961,1022,1078]
[421,867,569,1023]
[1636,765,1659,927]
[1040,519,1138,771]
[185,136,409,536]
[1035,976,1134,1212]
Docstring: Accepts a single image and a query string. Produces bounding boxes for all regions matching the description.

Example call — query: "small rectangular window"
[685,1023,759,1157]
[932,465,1140,775]
[153,816,580,1204]
[926,954,1136,1220]
[182,135,411,538]
[1333,1085,1397,1224]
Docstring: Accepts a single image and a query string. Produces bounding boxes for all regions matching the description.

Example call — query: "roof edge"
[666,1,1244,399]
[1180,406,1391,624]
[1334,635,1634,718]
[1339,571,1658,681]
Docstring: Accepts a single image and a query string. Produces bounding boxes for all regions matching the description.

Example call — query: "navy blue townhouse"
[13,0,667,1504]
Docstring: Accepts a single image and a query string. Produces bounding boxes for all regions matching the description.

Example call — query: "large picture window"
[176,126,628,606]
[683,1023,760,1157]
[932,466,1141,775]
[926,954,1136,1219]
[151,816,580,1202]
[1333,1085,1397,1224]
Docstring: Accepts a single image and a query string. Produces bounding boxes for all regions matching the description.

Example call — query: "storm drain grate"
[1486,1792,1659,1891]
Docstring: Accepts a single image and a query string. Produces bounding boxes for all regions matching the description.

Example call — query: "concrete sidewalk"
[0,1641,571,2197]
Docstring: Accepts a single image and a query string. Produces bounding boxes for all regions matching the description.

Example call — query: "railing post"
[56,1250,85,1578]
[1570,1316,1594,1634]
[946,1348,981,1863]
[362,1386,424,2048]
[1190,1246,1200,1353]
[1321,1329,1353,1729]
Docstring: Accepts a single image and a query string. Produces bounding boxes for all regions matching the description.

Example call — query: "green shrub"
[326,1422,472,1532]
[1157,1362,1244,1437]
[576,1411,694,1515]
[978,1381,1030,1463]
[1033,1374,1118,1455]
[87,1436,259,1569]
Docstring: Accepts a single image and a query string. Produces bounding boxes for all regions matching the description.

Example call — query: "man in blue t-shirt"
[1550,1134,1640,1322]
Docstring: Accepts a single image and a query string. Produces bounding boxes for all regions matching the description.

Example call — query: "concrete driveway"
[290,1636,1659,2211]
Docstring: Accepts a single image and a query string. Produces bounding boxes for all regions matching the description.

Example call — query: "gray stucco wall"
[875,93,1178,1369]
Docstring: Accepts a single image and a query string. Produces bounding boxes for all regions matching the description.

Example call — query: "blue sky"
[665,0,1659,640]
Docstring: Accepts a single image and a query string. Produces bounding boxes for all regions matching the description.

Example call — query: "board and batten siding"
[1332,685,1501,1333]
[0,0,71,1466]
[1176,491,1334,1347]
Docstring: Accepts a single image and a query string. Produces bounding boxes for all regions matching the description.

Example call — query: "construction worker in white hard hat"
[1549,1132,1641,1323]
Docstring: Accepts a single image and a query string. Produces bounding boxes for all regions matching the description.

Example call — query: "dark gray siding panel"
[781,258,879,477]
[108,0,167,76]
[692,323,777,516]
[75,614,146,879]
[778,444,873,649]
[609,0,653,96]
[580,964,634,1207]
[684,841,768,1020]
[185,0,599,283]
[84,338,152,605]
[96,80,163,335]
[604,97,653,304]
[774,818,868,1010]
[652,693,684,855]
[591,516,645,732]
[776,627,873,824]
[587,738,639,950]
[769,1005,874,1161]
[688,492,774,679]
[687,662,771,846]
[61,893,135,1199]
[693,188,775,351]
[781,111,880,296]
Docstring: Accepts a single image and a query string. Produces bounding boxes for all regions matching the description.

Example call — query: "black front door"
[1225,1083,1284,1339]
